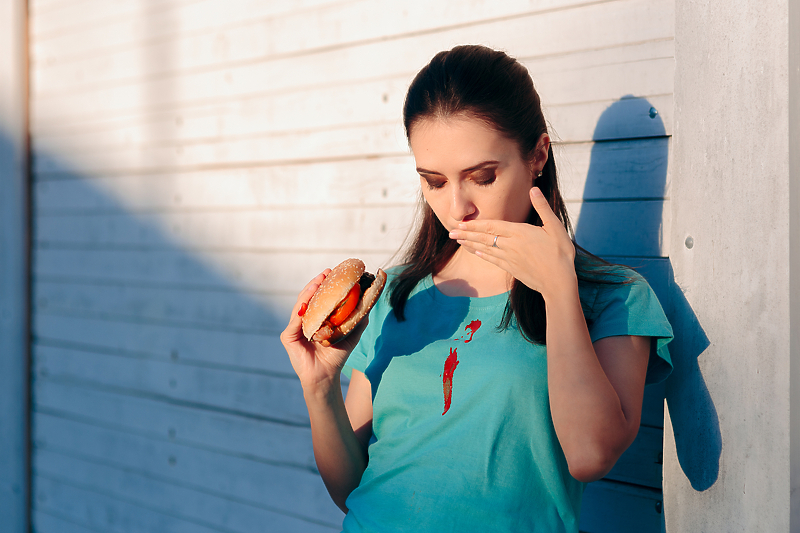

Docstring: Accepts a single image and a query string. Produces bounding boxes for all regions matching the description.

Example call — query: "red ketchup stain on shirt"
[463,319,481,342]
[442,347,459,415]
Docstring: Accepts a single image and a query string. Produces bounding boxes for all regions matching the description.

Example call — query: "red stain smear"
[442,347,459,415]
[463,319,482,343]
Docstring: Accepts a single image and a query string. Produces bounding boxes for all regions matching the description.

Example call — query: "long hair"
[391,45,628,344]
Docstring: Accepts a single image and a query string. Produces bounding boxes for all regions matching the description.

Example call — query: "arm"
[304,368,373,512]
[542,279,649,481]
[280,272,373,512]
[452,187,650,482]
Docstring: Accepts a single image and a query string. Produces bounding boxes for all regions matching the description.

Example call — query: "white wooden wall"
[28,1,674,532]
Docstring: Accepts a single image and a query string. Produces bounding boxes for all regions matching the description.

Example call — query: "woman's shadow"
[573,96,721,496]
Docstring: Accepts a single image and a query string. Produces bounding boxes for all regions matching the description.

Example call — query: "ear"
[530,133,551,179]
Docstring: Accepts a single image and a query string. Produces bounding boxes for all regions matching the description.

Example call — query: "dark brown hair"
[390,44,628,344]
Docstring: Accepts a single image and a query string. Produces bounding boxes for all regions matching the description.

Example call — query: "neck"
[432,247,512,297]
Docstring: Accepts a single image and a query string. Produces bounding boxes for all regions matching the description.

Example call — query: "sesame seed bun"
[301,258,386,345]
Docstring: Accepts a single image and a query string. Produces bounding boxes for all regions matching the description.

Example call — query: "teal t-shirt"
[342,269,673,533]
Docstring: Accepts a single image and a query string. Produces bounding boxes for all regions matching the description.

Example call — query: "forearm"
[303,374,368,513]
[543,280,636,481]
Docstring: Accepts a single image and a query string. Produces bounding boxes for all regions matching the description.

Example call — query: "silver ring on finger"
[492,235,499,248]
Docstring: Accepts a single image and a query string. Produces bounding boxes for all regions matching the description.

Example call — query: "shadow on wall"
[574,96,721,494]
[24,146,343,531]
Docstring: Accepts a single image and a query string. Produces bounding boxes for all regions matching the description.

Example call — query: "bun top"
[302,258,365,340]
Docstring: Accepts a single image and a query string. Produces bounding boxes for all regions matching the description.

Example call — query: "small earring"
[537,171,543,178]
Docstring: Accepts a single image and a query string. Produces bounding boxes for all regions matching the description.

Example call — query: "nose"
[450,183,476,222]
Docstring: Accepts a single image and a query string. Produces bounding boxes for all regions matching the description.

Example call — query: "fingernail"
[457,223,467,229]
[531,187,543,197]
[298,303,308,316]
[449,231,458,239]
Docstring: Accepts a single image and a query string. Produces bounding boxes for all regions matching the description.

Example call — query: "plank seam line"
[33,242,399,254]
[34,336,298,380]
[35,274,298,296]
[31,199,665,218]
[34,467,340,529]
[37,117,402,152]
[31,123,670,176]
[33,37,673,132]
[33,151,410,179]
[31,0,640,97]
[35,375,310,427]
[34,93,670,154]
[588,476,664,496]
[31,507,111,533]
[30,0,353,52]
[34,406,318,473]
[34,306,285,335]
[31,0,207,43]
[34,201,417,217]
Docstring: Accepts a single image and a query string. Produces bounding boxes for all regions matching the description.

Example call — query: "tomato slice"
[328,284,361,326]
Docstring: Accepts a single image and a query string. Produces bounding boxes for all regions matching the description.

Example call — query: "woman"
[281,45,673,533]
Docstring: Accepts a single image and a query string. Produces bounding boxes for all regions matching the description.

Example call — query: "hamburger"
[301,258,387,347]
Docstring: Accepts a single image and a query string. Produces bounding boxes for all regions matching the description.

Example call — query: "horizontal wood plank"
[34,344,310,424]
[35,450,339,532]
[33,312,291,373]
[29,0,338,40]
[32,510,101,533]
[33,156,419,209]
[34,204,415,253]
[34,380,317,471]
[580,480,663,533]
[34,278,296,333]
[34,475,225,533]
[33,413,341,525]
[605,426,663,488]
[34,248,395,294]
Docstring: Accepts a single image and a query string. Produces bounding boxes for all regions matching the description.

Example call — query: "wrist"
[302,372,342,404]
[539,270,579,303]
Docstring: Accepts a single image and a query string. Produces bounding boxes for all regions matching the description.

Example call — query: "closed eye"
[420,175,447,190]
[470,169,497,186]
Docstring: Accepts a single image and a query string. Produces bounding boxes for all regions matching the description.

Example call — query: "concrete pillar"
[665,0,796,530]
[0,0,29,531]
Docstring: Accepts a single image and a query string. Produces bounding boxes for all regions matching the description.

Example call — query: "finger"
[288,269,332,327]
[473,248,510,271]
[456,232,505,254]
[529,187,561,227]
[455,219,510,237]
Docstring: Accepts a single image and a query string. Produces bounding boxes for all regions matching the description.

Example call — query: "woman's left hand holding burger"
[281,269,367,393]
[450,186,577,298]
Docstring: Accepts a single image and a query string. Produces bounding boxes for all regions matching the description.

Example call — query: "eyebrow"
[416,160,500,176]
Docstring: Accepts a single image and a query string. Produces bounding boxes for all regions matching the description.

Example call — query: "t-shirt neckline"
[420,274,510,310]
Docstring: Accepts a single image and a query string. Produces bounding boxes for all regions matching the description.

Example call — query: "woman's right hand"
[280,270,368,393]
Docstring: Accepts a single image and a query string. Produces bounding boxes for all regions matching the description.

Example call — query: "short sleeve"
[587,273,674,385]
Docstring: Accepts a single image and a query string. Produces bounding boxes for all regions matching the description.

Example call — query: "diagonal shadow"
[23,145,345,531]
[574,95,719,531]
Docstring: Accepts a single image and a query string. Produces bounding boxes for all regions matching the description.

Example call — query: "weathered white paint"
[0,0,29,531]
[664,0,792,530]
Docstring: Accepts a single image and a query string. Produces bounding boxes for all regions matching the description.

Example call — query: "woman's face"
[409,116,548,232]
